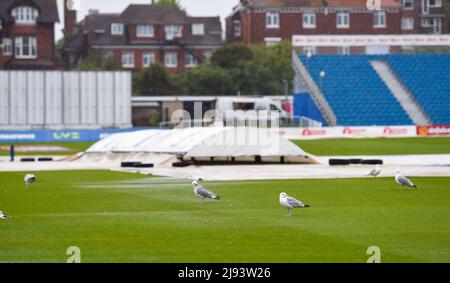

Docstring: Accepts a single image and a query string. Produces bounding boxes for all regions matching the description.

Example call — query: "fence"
[0,71,132,130]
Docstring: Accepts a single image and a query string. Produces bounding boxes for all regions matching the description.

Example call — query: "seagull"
[367,165,382,178]
[395,169,417,189]
[24,174,36,188]
[0,211,12,220]
[279,192,310,217]
[192,180,220,200]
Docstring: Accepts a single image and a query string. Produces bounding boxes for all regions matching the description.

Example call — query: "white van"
[215,97,289,121]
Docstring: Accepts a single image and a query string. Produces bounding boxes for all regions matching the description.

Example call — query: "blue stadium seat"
[385,55,450,125]
[300,55,413,126]
[300,54,450,126]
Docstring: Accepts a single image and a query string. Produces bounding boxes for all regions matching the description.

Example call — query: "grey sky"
[55,0,239,41]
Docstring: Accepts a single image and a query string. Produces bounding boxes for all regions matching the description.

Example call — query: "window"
[122,52,134,68]
[204,51,213,62]
[2,38,13,56]
[401,0,413,9]
[234,20,242,37]
[337,46,350,55]
[401,17,414,30]
[303,46,316,56]
[142,52,155,67]
[165,52,178,67]
[111,23,124,35]
[432,18,442,33]
[137,25,154,37]
[15,37,37,59]
[336,11,350,28]
[264,37,281,46]
[266,12,280,28]
[303,12,316,28]
[373,10,386,28]
[11,6,39,24]
[421,17,442,32]
[192,23,204,35]
[429,0,442,7]
[165,25,182,40]
[185,54,198,67]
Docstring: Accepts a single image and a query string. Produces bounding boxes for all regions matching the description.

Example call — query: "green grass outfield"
[293,137,450,156]
[1,170,449,263]
[0,142,93,156]
[2,137,450,157]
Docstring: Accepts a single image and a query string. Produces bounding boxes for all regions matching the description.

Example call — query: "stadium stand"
[300,55,413,126]
[386,55,450,125]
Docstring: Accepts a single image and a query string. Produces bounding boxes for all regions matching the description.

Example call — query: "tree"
[249,41,294,95]
[72,54,120,71]
[153,0,184,10]
[210,44,253,69]
[209,41,293,96]
[175,64,236,96]
[134,63,179,96]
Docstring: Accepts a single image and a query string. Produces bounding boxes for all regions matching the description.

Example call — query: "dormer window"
[165,25,182,40]
[111,23,124,35]
[12,6,39,25]
[192,23,204,35]
[137,24,154,37]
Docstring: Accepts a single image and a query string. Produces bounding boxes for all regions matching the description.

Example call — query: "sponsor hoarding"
[417,125,450,137]
[292,34,450,47]
[276,126,417,139]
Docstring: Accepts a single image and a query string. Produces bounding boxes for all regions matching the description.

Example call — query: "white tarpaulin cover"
[86,127,310,158]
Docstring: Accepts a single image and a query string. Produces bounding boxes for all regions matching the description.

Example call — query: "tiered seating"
[386,55,450,125]
[300,55,413,126]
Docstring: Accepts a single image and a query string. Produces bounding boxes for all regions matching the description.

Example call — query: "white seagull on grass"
[279,192,310,217]
[24,174,36,188]
[395,169,417,189]
[0,211,12,220]
[367,165,382,178]
[192,180,220,200]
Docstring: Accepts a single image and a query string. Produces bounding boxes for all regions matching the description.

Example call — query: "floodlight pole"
[319,71,326,91]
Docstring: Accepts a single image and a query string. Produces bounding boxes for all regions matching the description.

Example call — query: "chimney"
[89,9,99,15]
[64,0,77,38]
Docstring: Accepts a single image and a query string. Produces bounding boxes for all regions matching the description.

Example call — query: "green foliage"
[54,38,65,63]
[154,0,184,10]
[250,41,294,94]
[210,44,254,69]
[175,64,236,96]
[179,41,294,96]
[149,111,161,126]
[134,63,179,96]
[72,54,120,71]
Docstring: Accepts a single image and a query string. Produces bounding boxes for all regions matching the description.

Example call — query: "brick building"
[62,2,223,73]
[0,0,59,69]
[226,0,448,54]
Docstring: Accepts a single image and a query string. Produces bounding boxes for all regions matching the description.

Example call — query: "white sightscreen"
[63,72,80,125]
[80,72,97,125]
[45,71,63,125]
[27,71,45,125]
[0,71,132,129]
[114,72,132,127]
[0,72,9,125]
[9,71,27,125]
[98,72,114,127]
